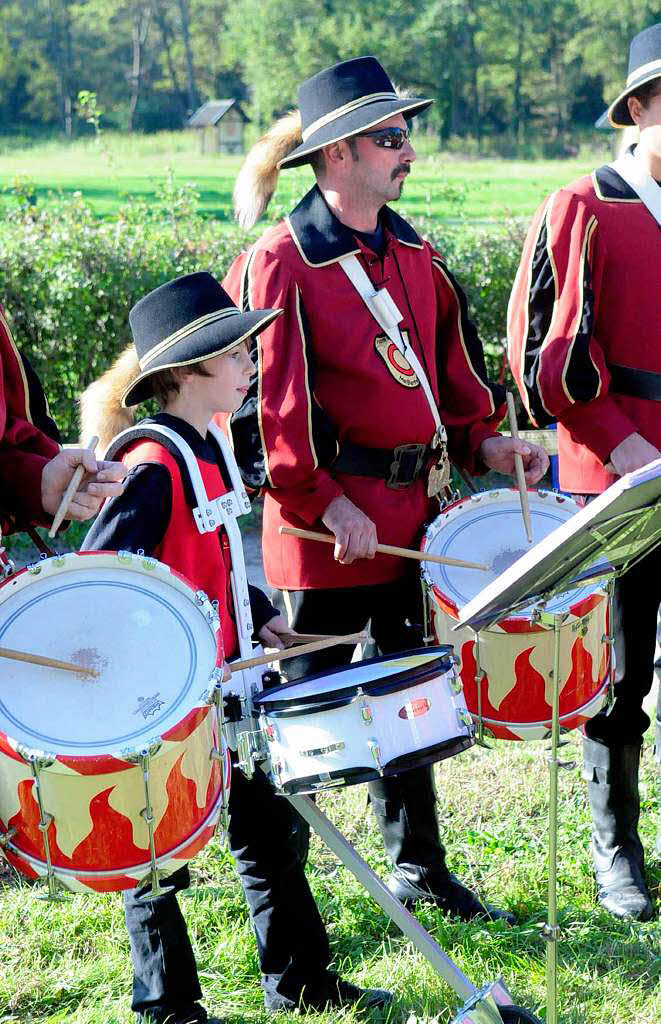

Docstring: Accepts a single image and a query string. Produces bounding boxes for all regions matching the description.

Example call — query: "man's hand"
[479,435,549,485]
[258,613,291,650]
[607,433,661,477]
[321,494,378,564]
[41,448,127,522]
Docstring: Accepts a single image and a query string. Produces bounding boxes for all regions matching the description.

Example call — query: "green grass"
[2,729,659,1023]
[0,131,612,226]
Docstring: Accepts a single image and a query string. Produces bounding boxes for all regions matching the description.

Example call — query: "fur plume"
[233,110,302,229]
[79,344,139,455]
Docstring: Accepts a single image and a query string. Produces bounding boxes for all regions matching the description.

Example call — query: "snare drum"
[254,647,474,795]
[0,551,230,893]
[422,490,611,741]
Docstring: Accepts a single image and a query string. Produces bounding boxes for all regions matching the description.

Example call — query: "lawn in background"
[0,131,612,226]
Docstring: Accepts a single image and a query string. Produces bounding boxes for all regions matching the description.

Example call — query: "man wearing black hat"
[225,56,547,925]
[508,23,661,922]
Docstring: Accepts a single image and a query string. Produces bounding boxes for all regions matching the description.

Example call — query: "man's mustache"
[391,165,410,181]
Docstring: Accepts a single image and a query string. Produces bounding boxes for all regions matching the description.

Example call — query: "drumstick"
[278,632,340,646]
[279,526,488,571]
[48,436,99,538]
[505,393,533,544]
[0,646,98,677]
[231,631,369,672]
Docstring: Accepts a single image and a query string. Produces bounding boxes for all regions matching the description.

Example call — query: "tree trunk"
[175,0,198,116]
[153,0,185,116]
[127,4,153,132]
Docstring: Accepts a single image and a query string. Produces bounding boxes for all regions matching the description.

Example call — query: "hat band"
[139,308,242,370]
[301,91,399,142]
[627,56,661,86]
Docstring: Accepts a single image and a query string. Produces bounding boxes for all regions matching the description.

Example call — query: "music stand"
[457,460,661,1024]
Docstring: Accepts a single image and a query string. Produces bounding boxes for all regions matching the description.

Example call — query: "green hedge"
[0,187,526,443]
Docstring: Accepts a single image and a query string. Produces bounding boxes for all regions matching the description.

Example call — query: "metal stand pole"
[287,794,517,1023]
[542,613,562,1024]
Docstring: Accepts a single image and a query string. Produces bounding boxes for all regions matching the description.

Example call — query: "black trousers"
[584,543,661,747]
[273,571,449,880]
[124,765,333,1019]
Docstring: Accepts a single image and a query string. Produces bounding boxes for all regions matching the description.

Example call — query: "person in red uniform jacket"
[224,56,548,924]
[508,24,661,922]
[0,300,126,540]
[81,273,393,1024]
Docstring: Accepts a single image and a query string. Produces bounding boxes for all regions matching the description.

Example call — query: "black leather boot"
[583,737,653,921]
[369,764,515,924]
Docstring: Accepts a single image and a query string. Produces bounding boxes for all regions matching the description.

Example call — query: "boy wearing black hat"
[508,23,661,922]
[81,272,392,1024]
[225,55,547,927]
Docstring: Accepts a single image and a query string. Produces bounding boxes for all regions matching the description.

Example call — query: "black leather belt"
[333,440,432,488]
[609,363,661,401]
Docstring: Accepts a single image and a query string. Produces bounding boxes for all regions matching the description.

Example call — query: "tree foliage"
[1,2,658,147]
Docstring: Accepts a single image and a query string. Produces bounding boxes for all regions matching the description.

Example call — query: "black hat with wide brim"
[608,22,661,127]
[278,55,433,169]
[123,272,282,407]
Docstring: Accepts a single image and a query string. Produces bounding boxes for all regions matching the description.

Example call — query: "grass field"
[2,729,659,1024]
[0,132,613,226]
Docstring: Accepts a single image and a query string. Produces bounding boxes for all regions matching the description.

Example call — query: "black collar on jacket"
[286,184,423,266]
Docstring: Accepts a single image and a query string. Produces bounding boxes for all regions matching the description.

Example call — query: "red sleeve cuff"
[558,399,638,463]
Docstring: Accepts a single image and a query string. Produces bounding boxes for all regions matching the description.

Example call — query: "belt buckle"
[387,443,426,489]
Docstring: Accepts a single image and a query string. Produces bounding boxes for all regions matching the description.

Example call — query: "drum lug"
[209,679,231,839]
[237,729,268,779]
[359,699,373,724]
[0,825,17,848]
[367,739,383,773]
[457,709,474,731]
[450,673,463,694]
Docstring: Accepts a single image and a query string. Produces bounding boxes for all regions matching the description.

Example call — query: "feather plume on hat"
[233,110,302,229]
[79,344,139,455]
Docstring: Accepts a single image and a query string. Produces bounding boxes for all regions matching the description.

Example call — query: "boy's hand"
[258,613,291,650]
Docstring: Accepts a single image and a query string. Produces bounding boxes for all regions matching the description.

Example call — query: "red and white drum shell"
[0,551,230,893]
[422,490,611,741]
[255,647,474,795]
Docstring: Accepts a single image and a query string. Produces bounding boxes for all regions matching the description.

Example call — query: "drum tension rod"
[134,745,175,902]
[27,756,70,902]
[209,670,230,840]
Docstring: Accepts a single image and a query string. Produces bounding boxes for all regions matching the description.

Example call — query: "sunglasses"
[355,126,411,149]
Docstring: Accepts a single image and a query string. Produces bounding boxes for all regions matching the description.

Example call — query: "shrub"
[0,185,529,442]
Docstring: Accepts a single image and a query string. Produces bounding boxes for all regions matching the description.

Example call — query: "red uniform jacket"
[118,439,237,663]
[223,186,504,589]
[0,303,60,531]
[508,162,661,494]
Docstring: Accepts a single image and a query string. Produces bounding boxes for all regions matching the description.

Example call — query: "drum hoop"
[254,646,453,714]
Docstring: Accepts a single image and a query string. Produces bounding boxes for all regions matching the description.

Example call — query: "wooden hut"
[187,100,249,154]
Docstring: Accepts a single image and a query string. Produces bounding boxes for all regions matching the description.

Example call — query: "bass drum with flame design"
[422,490,611,741]
[0,551,229,893]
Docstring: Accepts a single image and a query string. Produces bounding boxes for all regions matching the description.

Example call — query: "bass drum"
[0,551,230,893]
[422,489,611,741]
[254,647,474,795]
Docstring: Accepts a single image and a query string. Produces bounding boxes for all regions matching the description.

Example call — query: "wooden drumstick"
[231,631,369,672]
[506,393,533,544]
[48,436,99,538]
[277,632,340,646]
[279,526,488,571]
[0,646,98,677]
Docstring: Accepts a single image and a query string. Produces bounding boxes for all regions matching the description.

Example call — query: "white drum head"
[423,490,601,618]
[257,648,452,711]
[0,554,218,758]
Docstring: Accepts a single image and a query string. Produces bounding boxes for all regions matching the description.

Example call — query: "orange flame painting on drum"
[422,490,611,741]
[0,551,230,893]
